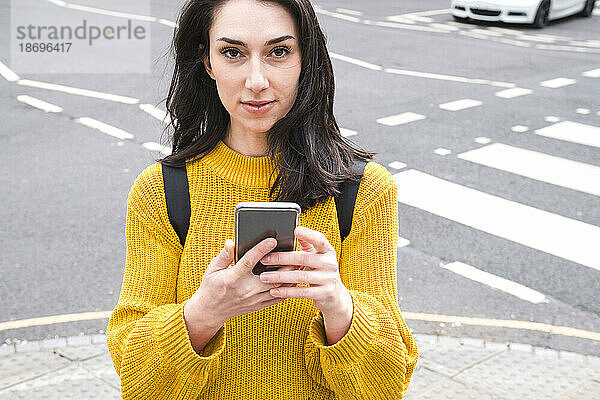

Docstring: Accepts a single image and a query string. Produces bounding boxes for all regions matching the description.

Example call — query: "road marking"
[496,37,531,47]
[583,68,600,78]
[75,117,135,140]
[540,77,577,88]
[17,79,139,104]
[376,112,426,126]
[576,108,590,115]
[335,7,363,16]
[545,116,561,123]
[439,99,482,111]
[536,44,600,54]
[486,27,522,35]
[390,8,451,17]
[429,23,459,31]
[495,88,532,98]
[384,68,515,88]
[0,311,111,331]
[514,34,556,43]
[389,161,407,170]
[403,313,600,342]
[16,95,63,113]
[158,19,177,27]
[397,236,410,248]
[64,3,157,21]
[457,142,600,196]
[474,137,491,144]
[385,16,416,24]
[142,142,171,155]
[535,121,600,148]
[511,125,529,133]
[369,20,449,33]
[459,30,492,40]
[3,310,599,342]
[328,52,382,71]
[139,104,168,122]
[569,41,600,48]
[434,148,452,156]
[441,261,549,304]
[0,60,19,82]
[393,169,600,270]
[314,7,361,22]
[470,28,504,37]
[340,128,357,137]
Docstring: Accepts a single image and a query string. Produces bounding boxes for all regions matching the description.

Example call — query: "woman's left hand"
[258,226,352,317]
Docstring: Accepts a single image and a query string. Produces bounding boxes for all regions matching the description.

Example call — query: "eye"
[221,47,242,59]
[271,46,291,58]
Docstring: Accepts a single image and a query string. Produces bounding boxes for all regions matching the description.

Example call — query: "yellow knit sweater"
[107,139,418,399]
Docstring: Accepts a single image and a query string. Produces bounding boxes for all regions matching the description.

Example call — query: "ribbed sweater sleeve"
[106,164,225,399]
[304,163,419,399]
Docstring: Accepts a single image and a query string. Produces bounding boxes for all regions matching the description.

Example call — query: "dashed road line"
[495,88,532,99]
[17,79,139,104]
[511,125,529,133]
[535,44,600,54]
[583,68,600,78]
[340,128,357,137]
[441,261,549,304]
[75,117,135,140]
[16,95,63,113]
[545,116,561,123]
[540,78,577,88]
[139,103,168,122]
[576,108,591,115]
[439,99,482,111]
[389,161,407,170]
[376,112,426,126]
[335,7,363,16]
[384,68,515,88]
[535,121,600,148]
[393,169,600,270]
[434,148,452,156]
[457,142,600,196]
[328,52,382,70]
[0,61,19,82]
[142,142,171,155]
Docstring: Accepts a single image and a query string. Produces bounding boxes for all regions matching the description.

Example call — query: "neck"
[224,121,269,157]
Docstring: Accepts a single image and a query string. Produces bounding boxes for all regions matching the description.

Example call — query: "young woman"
[107,0,418,398]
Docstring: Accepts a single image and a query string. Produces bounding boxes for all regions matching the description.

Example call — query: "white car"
[450,0,595,28]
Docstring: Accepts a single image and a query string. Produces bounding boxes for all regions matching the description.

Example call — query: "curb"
[2,333,600,366]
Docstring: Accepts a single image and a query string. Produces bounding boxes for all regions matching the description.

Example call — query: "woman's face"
[204,0,302,136]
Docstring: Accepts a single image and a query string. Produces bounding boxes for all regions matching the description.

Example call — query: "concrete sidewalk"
[1,333,599,399]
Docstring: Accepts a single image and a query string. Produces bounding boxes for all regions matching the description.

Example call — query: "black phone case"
[234,202,301,275]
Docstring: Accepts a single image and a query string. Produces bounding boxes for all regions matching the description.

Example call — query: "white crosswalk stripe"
[393,169,600,271]
[535,121,600,148]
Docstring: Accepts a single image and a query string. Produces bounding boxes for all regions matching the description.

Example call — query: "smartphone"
[234,201,301,275]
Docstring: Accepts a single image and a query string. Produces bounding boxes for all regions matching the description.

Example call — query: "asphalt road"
[1,0,599,356]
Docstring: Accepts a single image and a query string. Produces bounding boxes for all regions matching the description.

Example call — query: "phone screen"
[236,209,297,274]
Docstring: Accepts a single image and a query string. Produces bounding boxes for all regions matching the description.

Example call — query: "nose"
[245,57,269,93]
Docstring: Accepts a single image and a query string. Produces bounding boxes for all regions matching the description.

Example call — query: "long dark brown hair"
[158,0,376,211]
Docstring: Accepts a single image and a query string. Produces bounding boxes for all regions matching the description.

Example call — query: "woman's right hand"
[184,237,296,329]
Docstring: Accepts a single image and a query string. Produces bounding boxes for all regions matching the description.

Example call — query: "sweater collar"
[200,139,282,188]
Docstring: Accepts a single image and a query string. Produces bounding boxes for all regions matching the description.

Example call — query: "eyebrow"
[216,35,295,47]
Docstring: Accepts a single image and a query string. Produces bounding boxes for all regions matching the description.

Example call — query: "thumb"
[207,239,235,272]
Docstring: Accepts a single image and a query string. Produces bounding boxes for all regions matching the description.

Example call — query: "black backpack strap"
[162,160,367,248]
[336,160,368,243]
[161,164,190,247]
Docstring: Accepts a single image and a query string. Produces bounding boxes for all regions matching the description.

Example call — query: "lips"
[242,100,274,106]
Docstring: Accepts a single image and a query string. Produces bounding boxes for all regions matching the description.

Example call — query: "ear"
[201,44,216,81]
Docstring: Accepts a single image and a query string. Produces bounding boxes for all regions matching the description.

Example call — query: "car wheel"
[580,0,595,17]
[532,1,550,28]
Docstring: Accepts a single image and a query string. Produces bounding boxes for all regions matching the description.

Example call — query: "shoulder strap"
[336,160,368,243]
[161,164,190,247]
[162,160,368,247]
